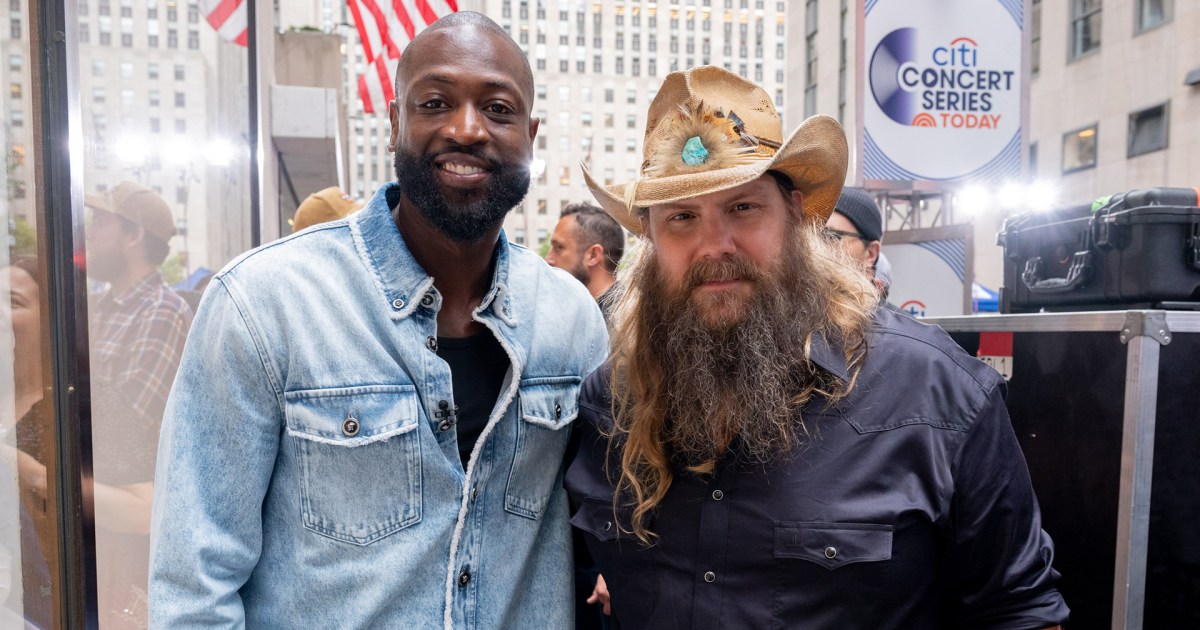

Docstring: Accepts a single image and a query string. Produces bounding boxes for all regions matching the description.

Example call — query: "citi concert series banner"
[861,0,1026,185]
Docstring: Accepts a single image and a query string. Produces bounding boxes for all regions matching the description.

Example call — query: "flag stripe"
[347,0,456,113]
[358,74,376,114]
[347,0,377,61]
[361,0,401,59]
[206,0,242,31]
[391,0,418,42]
[414,0,439,27]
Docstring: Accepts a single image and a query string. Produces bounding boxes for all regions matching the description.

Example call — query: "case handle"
[1021,252,1094,293]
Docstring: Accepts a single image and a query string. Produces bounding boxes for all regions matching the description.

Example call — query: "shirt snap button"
[824,546,837,559]
[420,294,435,307]
[703,571,716,583]
[711,489,724,501]
[427,336,438,351]
[471,486,478,502]
[341,416,360,437]
[554,403,562,419]
[391,298,405,309]
[458,569,471,587]
[438,421,452,432]
[603,521,612,532]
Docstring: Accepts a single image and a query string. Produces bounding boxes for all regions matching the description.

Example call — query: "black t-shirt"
[437,331,510,466]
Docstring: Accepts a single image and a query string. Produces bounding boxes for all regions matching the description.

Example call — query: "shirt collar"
[350,182,515,325]
[808,331,850,383]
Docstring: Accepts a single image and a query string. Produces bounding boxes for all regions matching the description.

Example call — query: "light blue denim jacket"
[149,182,608,628]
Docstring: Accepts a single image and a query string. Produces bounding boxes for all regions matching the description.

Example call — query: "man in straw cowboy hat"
[564,66,1068,628]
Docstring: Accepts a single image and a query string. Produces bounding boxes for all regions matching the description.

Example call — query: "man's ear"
[584,243,605,270]
[865,240,881,266]
[528,114,540,143]
[386,99,401,153]
[789,189,805,220]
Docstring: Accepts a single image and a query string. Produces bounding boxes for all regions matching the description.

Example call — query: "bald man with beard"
[149,13,606,628]
[565,66,1068,629]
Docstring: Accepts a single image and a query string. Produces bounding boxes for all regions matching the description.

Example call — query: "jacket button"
[703,571,716,583]
[439,421,452,432]
[824,546,837,559]
[427,337,438,351]
[603,521,612,532]
[554,403,562,419]
[458,569,471,587]
[711,489,724,501]
[341,416,360,437]
[392,298,405,309]
[471,486,478,502]
[420,294,435,307]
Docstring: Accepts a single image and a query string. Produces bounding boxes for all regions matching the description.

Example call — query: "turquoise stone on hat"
[681,136,708,165]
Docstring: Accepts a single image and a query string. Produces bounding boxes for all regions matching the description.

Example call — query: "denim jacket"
[149,182,608,628]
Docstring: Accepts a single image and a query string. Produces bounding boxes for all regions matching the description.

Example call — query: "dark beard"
[642,233,827,467]
[393,146,531,243]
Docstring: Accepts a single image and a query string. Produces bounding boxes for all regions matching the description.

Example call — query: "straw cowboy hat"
[582,66,848,234]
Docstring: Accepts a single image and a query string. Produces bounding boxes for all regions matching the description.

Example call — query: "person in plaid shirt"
[84,181,192,627]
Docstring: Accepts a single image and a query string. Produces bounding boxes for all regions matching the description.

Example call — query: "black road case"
[926,311,1200,630]
[999,188,1200,313]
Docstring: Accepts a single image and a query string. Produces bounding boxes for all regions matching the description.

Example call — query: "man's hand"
[586,573,611,615]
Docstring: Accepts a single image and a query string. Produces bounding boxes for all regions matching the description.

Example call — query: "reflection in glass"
[77,3,252,625]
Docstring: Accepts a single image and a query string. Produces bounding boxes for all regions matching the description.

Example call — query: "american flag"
[202,0,249,47]
[348,0,459,114]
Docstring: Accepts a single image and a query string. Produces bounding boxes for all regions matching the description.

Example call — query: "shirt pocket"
[284,384,422,545]
[504,376,581,520]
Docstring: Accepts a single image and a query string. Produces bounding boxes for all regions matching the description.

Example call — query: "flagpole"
[247,0,263,247]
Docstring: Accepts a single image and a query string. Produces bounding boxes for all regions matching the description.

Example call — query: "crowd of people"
[5,10,1071,629]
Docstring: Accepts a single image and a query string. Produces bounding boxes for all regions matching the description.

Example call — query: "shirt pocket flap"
[774,521,894,570]
[571,500,624,542]
[285,385,420,447]
[519,376,581,429]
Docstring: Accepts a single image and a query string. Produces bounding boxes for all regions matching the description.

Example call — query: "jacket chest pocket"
[504,376,581,520]
[285,385,422,545]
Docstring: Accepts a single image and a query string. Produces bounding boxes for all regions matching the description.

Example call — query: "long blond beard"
[606,220,877,543]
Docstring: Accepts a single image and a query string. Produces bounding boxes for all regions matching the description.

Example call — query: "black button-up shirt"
[566,309,1069,629]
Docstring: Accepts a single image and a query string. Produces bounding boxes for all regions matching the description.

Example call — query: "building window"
[7,54,19,71]
[1029,141,1038,177]
[188,30,199,49]
[604,89,613,103]
[175,91,185,107]
[149,89,160,107]
[150,117,160,133]
[9,18,19,39]
[92,59,105,77]
[148,62,159,79]
[1061,124,1098,173]
[559,166,570,185]
[9,109,23,127]
[175,118,186,134]
[175,64,185,81]
[168,28,178,48]
[1031,0,1042,75]
[1070,0,1101,60]
[626,89,636,105]
[1127,102,1168,157]
[1135,0,1171,33]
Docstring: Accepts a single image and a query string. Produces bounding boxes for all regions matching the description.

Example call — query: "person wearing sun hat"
[564,66,1068,629]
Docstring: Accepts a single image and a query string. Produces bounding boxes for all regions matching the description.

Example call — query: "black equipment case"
[999,188,1200,313]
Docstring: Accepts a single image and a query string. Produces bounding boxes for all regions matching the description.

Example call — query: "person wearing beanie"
[825,186,883,271]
